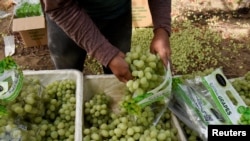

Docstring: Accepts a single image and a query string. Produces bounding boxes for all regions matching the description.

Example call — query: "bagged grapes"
[120,28,174,126]
[0,57,84,141]
[123,45,173,117]
[169,68,247,141]
[0,56,26,140]
[0,78,45,140]
[21,70,83,141]
[0,56,23,102]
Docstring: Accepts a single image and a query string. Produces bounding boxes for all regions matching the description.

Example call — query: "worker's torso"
[78,0,130,19]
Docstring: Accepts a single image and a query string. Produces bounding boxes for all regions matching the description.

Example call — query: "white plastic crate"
[83,74,186,141]
[23,69,84,141]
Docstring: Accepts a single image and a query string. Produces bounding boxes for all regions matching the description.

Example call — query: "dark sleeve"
[41,0,120,67]
[148,0,172,36]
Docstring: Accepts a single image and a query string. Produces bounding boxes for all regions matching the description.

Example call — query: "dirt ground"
[0,0,250,78]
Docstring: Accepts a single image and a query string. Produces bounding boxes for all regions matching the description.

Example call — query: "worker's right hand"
[108,52,133,83]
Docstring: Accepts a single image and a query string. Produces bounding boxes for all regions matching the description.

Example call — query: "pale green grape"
[83,91,180,141]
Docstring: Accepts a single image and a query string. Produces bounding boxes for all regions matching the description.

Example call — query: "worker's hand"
[108,52,133,83]
[150,28,171,68]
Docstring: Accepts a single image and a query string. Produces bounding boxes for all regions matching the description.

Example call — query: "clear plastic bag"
[0,57,46,140]
[169,68,247,141]
[169,79,210,141]
[121,62,173,127]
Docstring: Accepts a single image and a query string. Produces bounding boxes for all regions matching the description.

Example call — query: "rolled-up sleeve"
[41,0,120,67]
[148,0,172,36]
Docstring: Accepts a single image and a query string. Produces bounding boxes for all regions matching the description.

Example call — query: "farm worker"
[40,0,172,83]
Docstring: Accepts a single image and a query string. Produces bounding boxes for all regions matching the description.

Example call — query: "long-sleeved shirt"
[41,0,171,67]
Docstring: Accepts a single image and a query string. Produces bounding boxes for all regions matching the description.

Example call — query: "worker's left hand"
[150,28,171,68]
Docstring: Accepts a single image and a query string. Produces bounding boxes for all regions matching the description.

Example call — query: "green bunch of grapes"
[0,78,77,141]
[233,71,250,125]
[128,28,166,96]
[84,92,110,127]
[0,56,18,73]
[122,28,169,115]
[2,78,45,122]
[0,77,45,140]
[39,79,76,141]
[124,48,167,115]
[15,2,42,18]
[237,105,250,125]
[0,116,25,140]
[125,47,165,95]
[121,94,142,115]
[232,71,250,105]
[83,92,179,141]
